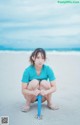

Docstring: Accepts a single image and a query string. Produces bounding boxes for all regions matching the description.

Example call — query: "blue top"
[21,64,56,84]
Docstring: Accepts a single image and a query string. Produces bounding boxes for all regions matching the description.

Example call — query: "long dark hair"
[30,48,46,65]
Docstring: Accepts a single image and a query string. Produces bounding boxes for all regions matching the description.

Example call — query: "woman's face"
[34,52,45,67]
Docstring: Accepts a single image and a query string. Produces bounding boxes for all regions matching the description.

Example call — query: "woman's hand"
[40,90,48,96]
[33,89,40,96]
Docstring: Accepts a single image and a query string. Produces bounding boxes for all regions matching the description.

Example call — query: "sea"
[0,47,80,56]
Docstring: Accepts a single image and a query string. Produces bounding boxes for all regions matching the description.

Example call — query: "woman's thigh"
[28,79,39,102]
[40,80,51,90]
[28,79,39,90]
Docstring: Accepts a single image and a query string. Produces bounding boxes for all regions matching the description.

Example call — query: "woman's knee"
[28,79,39,89]
[40,80,51,89]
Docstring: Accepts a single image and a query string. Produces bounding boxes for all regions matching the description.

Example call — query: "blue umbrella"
[37,95,42,119]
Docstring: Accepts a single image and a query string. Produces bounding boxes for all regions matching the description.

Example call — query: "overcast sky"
[0,0,80,50]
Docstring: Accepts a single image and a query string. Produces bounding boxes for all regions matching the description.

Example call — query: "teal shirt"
[21,64,56,84]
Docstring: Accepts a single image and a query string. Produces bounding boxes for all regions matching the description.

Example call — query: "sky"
[0,0,80,50]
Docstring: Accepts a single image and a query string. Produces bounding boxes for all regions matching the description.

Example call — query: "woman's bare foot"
[47,102,59,110]
[21,101,31,112]
[21,104,30,112]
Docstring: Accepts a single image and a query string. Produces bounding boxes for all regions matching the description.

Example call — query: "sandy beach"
[0,51,80,125]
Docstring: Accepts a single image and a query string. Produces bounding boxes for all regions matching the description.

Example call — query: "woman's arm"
[22,83,40,96]
[22,83,34,95]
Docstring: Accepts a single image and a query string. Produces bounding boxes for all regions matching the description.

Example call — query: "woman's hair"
[29,48,46,65]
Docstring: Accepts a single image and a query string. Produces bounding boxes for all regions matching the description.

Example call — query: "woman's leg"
[25,79,39,103]
[22,79,39,111]
[40,80,59,110]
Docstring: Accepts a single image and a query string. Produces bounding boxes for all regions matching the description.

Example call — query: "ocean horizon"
[0,47,80,52]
